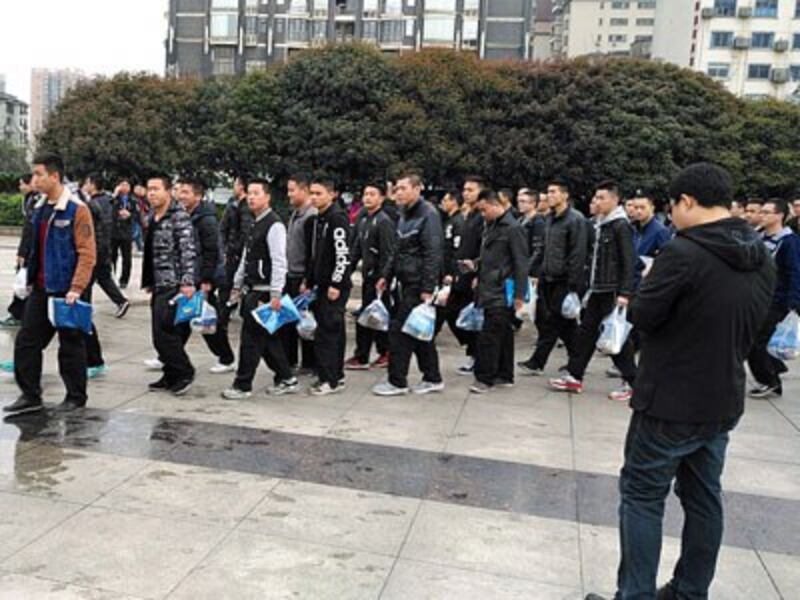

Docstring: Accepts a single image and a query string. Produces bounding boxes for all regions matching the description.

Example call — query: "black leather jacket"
[588,206,635,297]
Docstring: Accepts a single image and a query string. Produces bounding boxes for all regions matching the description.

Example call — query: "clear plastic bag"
[13,268,29,300]
[173,291,204,325]
[561,292,582,320]
[525,279,538,322]
[596,306,633,356]
[767,312,800,361]
[252,294,301,335]
[402,302,436,342]
[455,302,484,332]
[434,284,451,307]
[357,298,390,332]
[190,301,218,335]
[296,309,317,341]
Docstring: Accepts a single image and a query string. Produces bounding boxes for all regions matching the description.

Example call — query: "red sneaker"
[344,357,370,371]
[549,375,583,393]
[371,353,390,369]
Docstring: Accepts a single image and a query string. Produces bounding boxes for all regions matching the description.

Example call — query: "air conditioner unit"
[774,39,789,52]
[770,68,790,83]
[737,6,753,18]
[701,7,714,19]
[733,36,751,49]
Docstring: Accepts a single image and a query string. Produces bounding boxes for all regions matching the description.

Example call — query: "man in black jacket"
[2,175,38,329]
[470,191,529,394]
[345,182,395,370]
[373,173,444,396]
[518,179,587,375]
[584,164,775,600]
[305,177,352,396]
[550,180,637,400]
[435,190,464,337]
[177,179,235,372]
[111,178,139,289]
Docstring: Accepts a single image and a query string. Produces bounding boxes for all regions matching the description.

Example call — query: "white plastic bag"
[596,306,633,356]
[190,301,218,335]
[402,302,436,342]
[455,302,484,332]
[357,298,390,332]
[768,312,800,361]
[296,309,317,341]
[561,292,582,320]
[524,279,538,322]
[13,268,29,300]
[434,284,451,307]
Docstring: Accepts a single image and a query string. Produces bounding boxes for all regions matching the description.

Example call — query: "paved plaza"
[0,236,797,599]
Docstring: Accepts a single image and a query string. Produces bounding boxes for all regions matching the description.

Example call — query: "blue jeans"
[615,411,737,600]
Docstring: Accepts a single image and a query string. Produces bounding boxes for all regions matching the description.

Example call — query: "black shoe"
[148,377,171,392]
[656,583,681,600]
[51,401,85,414]
[120,282,128,290]
[3,396,44,416]
[584,594,608,600]
[115,300,130,319]
[170,379,194,396]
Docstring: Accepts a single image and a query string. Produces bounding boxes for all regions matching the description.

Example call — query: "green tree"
[0,141,28,173]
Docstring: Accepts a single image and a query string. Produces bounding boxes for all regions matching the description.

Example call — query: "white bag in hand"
[768,312,800,361]
[596,306,633,356]
[561,292,581,320]
[297,309,317,341]
[357,299,390,332]
[13,268,29,300]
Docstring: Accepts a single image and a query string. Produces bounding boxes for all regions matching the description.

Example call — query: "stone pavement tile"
[722,455,800,501]
[0,491,83,561]
[572,431,624,476]
[0,446,148,504]
[580,524,781,599]
[727,429,800,465]
[3,506,229,599]
[94,461,277,527]
[240,479,419,556]
[759,551,800,599]
[400,501,581,587]
[167,530,393,600]
[737,399,800,437]
[380,559,582,600]
[0,571,142,600]
[460,393,573,437]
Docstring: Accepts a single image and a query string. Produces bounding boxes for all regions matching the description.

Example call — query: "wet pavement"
[0,237,798,599]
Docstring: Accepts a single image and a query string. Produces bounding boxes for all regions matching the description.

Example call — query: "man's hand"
[328,287,341,302]
[229,289,241,305]
[143,287,152,295]
[375,278,387,293]
[270,297,282,311]
[200,282,212,294]
[65,291,80,305]
[514,299,525,313]
[442,275,453,286]
[616,296,630,308]
[16,256,25,268]
[458,259,476,273]
[180,284,195,299]
[420,292,433,304]
[119,209,131,220]
[299,282,307,294]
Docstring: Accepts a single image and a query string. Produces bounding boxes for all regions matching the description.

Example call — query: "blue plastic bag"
[293,289,317,312]
[357,298,390,332]
[402,302,436,342]
[561,292,582,320]
[173,291,204,325]
[252,294,301,335]
[48,298,94,334]
[504,278,532,307]
[768,312,800,361]
[456,302,484,332]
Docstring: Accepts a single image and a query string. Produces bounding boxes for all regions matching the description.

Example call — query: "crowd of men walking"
[1,153,798,600]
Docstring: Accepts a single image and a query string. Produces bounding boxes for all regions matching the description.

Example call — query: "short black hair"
[32,153,65,182]
[364,181,387,196]
[498,188,514,202]
[234,174,250,188]
[178,177,206,198]
[745,197,764,207]
[20,174,33,185]
[443,189,463,206]
[668,163,733,209]
[396,172,423,188]
[147,174,173,190]
[310,177,336,193]
[288,173,311,189]
[248,177,272,194]
[596,180,620,198]
[764,198,789,219]
[464,175,486,190]
[117,177,131,186]
[85,172,105,191]
[547,178,569,194]
[478,189,500,204]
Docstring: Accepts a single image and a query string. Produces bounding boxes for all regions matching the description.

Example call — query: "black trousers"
[94,260,127,306]
[280,275,316,369]
[388,286,442,389]
[474,306,515,386]
[198,287,235,366]
[7,295,26,321]
[82,278,105,369]
[14,287,87,405]
[233,291,292,391]
[528,279,578,369]
[312,291,348,387]
[216,259,239,337]
[566,291,637,385]
[444,286,477,357]
[354,281,389,363]
[151,289,194,384]
[111,238,132,286]
[747,305,788,389]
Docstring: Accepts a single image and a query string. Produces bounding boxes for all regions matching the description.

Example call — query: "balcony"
[737,6,753,18]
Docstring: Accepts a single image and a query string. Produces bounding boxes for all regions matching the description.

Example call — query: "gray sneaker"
[222,388,252,400]
[470,381,491,394]
[269,378,299,396]
[411,381,445,395]
[372,381,410,396]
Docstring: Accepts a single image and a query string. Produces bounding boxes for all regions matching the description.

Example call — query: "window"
[707,62,731,78]
[637,1,656,8]
[796,0,800,17]
[463,0,479,15]
[636,18,655,26]
[751,32,775,48]
[211,0,239,8]
[794,33,800,49]
[424,16,455,42]
[754,0,778,18]
[610,18,628,26]
[790,65,800,81]
[363,0,378,13]
[289,0,307,14]
[384,0,402,14]
[609,34,628,42]
[462,19,478,47]
[210,13,238,40]
[312,20,327,39]
[710,31,734,48]
[713,0,736,16]
[380,20,404,42]
[405,19,414,36]
[748,63,771,79]
[287,19,308,41]
[425,0,456,11]
[362,20,378,39]
[310,0,327,14]
[611,1,630,8]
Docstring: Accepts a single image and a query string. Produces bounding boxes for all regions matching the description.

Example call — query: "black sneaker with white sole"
[748,383,782,399]
[115,300,131,319]
[3,396,44,417]
[170,379,194,396]
[148,377,171,392]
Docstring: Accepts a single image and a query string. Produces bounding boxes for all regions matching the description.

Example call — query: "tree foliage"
[0,141,28,174]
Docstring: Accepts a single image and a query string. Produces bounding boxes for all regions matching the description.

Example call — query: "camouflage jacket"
[145,200,196,291]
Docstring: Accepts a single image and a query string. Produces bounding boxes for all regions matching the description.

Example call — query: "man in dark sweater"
[585,163,775,600]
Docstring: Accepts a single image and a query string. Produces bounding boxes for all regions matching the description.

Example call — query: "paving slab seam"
[376,498,426,600]
[568,392,588,598]
[0,567,151,600]
[753,548,787,600]
[768,399,800,434]
[439,386,473,456]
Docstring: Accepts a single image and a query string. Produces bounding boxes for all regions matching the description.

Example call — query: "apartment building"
[0,89,28,150]
[30,68,87,139]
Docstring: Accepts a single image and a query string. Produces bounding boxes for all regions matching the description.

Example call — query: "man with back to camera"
[4,154,96,417]
[584,163,775,600]
[110,178,139,289]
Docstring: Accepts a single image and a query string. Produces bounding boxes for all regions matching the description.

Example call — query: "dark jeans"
[14,287,87,405]
[567,291,637,385]
[527,279,578,369]
[280,275,316,369]
[474,306,515,386]
[94,260,127,306]
[111,237,132,286]
[82,278,105,368]
[747,305,788,390]
[198,287,235,366]
[233,291,292,391]
[151,289,194,384]
[354,282,389,364]
[616,411,736,600]
[312,291,348,387]
[444,285,477,357]
[388,287,442,389]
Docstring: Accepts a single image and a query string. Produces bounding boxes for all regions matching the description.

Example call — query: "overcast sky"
[0,0,167,103]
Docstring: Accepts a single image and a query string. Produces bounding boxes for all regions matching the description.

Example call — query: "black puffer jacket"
[588,206,635,297]
[220,195,254,266]
[189,201,223,286]
[350,207,396,282]
[538,206,588,292]
[391,198,443,294]
[477,210,529,309]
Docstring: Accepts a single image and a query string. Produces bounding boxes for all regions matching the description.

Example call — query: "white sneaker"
[269,378,299,396]
[456,357,475,376]
[309,381,344,396]
[372,381,410,396]
[411,381,445,395]
[209,362,236,374]
[144,358,163,371]
[222,388,252,400]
